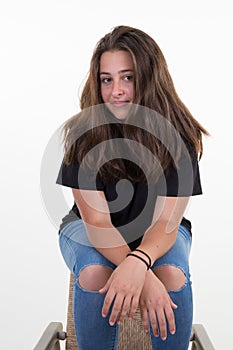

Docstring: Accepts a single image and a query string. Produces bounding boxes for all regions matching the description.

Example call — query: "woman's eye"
[124,75,133,81]
[101,77,111,84]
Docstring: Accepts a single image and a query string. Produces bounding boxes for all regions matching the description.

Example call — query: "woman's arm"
[100,195,190,330]
[72,188,147,324]
[136,196,190,264]
[136,196,190,340]
[72,188,131,265]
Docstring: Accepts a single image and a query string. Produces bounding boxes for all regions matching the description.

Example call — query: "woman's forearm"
[83,221,131,266]
[136,196,189,265]
[83,220,178,267]
[137,221,178,265]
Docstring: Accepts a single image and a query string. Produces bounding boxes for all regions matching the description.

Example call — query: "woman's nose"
[112,81,124,97]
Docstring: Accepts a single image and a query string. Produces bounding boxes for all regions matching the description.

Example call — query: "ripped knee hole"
[153,265,186,291]
[78,265,113,291]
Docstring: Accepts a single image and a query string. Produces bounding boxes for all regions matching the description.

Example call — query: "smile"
[111,101,130,107]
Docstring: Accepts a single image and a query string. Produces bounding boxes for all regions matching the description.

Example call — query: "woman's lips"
[111,101,130,107]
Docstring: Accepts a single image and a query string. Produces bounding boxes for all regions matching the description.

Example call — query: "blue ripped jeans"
[59,220,193,350]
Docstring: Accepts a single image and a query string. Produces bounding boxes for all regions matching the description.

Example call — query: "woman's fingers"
[100,257,147,325]
[101,288,116,318]
[150,302,176,340]
[140,293,176,339]
[108,294,125,325]
[99,276,112,295]
[102,283,176,338]
[165,303,176,335]
[102,290,140,325]
[139,271,178,340]
[171,299,178,309]
[140,305,149,333]
[156,307,167,340]
[117,295,132,324]
[149,308,159,337]
[110,293,140,325]
[128,295,139,320]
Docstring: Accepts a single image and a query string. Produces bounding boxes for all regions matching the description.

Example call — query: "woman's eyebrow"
[100,69,134,75]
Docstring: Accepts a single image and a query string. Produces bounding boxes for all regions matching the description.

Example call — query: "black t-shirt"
[56,124,202,250]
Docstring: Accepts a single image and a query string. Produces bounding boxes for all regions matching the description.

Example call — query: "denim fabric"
[150,225,193,350]
[59,220,193,350]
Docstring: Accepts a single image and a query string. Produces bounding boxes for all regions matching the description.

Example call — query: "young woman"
[56,25,208,350]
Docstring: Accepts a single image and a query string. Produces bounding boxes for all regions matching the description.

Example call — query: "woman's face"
[99,50,134,120]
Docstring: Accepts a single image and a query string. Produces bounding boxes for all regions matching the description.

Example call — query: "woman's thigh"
[59,220,116,276]
[59,221,191,278]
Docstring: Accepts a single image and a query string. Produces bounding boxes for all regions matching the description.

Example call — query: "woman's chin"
[107,104,132,121]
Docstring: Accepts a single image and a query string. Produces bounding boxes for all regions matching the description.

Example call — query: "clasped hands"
[99,255,177,341]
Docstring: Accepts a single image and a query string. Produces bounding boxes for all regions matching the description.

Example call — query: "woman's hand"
[139,269,177,341]
[99,256,147,326]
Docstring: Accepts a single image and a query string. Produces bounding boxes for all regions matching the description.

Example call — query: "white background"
[1,1,232,349]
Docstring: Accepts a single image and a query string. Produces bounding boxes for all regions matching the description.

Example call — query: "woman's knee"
[78,264,113,291]
[153,265,186,291]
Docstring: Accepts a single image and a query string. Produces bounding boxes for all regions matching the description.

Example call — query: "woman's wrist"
[126,248,153,271]
[126,252,150,270]
[134,248,152,267]
[127,248,152,269]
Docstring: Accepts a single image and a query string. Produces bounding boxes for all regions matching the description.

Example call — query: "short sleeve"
[56,157,105,191]
[156,144,202,197]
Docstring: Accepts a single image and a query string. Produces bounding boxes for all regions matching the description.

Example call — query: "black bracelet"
[126,253,150,270]
[134,249,152,268]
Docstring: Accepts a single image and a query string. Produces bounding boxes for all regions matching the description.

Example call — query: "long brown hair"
[62,25,209,183]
